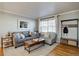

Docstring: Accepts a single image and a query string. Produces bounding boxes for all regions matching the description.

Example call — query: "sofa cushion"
[17,39,24,43]
[31,32,41,38]
[22,31,29,37]
[25,37,33,40]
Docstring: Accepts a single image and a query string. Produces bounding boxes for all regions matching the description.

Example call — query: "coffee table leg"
[24,47,30,53]
[28,47,30,54]
[43,41,45,46]
[24,47,26,50]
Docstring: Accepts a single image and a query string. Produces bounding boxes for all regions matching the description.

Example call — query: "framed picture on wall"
[17,19,28,29]
[20,21,28,28]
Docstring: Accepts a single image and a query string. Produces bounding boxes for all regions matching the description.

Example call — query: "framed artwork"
[20,21,28,28]
[17,19,28,29]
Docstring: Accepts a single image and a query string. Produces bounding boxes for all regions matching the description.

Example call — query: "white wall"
[0,12,36,47]
[57,11,79,47]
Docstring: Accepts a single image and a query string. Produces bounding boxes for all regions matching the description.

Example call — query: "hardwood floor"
[0,48,4,56]
[48,44,79,56]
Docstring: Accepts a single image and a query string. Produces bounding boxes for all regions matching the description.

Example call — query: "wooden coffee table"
[24,38,45,53]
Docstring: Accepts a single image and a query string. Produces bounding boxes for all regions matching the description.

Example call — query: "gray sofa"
[41,32,57,45]
[12,31,57,48]
[13,31,40,48]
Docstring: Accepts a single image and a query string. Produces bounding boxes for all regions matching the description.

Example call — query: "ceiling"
[0,2,79,19]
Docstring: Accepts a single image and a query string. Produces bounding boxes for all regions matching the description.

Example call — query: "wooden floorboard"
[0,48,4,56]
[48,44,79,56]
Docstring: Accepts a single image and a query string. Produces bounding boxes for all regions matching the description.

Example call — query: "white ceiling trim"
[0,8,34,19]
[39,9,79,19]
[58,9,79,15]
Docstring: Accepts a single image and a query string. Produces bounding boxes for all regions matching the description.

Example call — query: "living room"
[0,2,79,56]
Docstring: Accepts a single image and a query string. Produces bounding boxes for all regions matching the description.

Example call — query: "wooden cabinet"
[1,36,13,48]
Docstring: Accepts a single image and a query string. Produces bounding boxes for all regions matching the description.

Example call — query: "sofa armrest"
[45,32,57,45]
[13,34,18,48]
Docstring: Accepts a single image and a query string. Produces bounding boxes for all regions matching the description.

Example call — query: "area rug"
[4,43,58,56]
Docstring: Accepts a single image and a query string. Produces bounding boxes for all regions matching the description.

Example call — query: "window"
[39,18,56,32]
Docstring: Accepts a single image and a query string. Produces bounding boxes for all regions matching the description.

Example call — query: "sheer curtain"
[39,18,56,32]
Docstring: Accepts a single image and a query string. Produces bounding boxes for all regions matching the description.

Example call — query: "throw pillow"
[23,31,29,37]
[20,33,25,39]
[15,33,21,40]
[31,32,37,38]
[36,33,40,38]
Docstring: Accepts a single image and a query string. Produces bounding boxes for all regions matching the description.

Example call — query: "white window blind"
[39,18,56,32]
